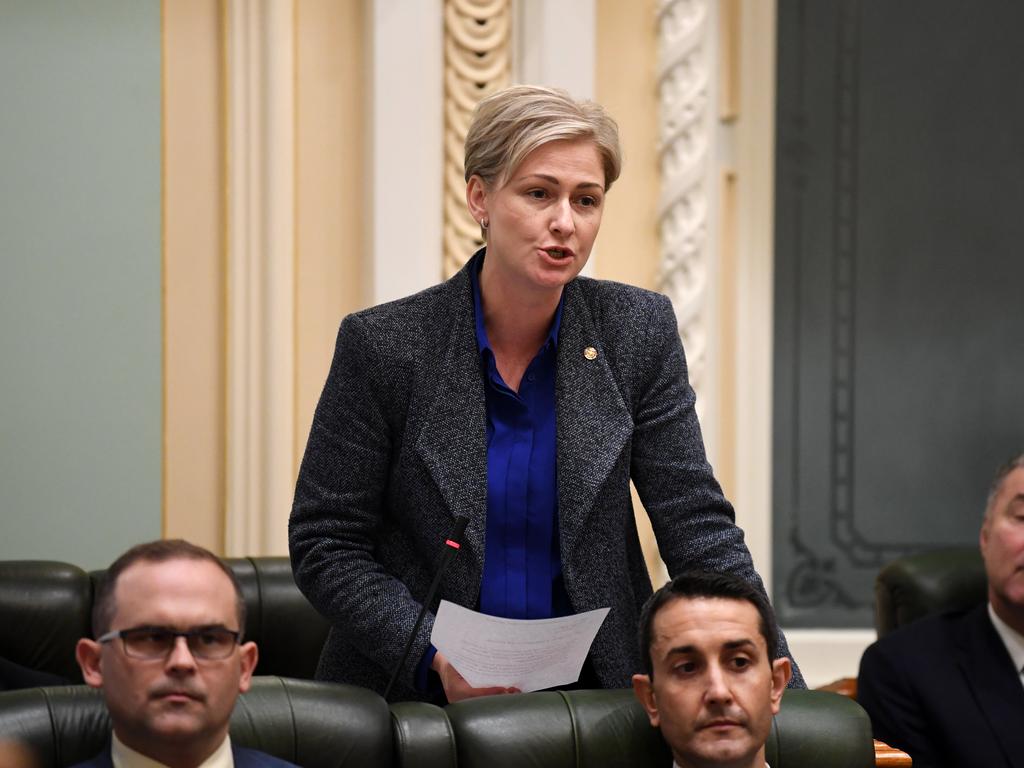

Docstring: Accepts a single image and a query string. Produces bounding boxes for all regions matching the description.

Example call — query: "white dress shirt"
[988,602,1024,690]
[111,731,234,768]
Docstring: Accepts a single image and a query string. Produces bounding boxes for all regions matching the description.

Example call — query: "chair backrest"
[442,689,670,768]
[0,682,875,768]
[0,557,329,686]
[874,547,987,637]
[0,561,92,683]
[0,677,392,768]
[390,689,875,768]
[222,557,330,680]
[767,690,875,768]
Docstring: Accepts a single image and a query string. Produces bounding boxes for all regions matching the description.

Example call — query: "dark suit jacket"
[290,252,800,700]
[0,655,69,691]
[70,743,298,767]
[858,604,1024,768]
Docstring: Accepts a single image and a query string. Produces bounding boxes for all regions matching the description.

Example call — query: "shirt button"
[526,373,536,382]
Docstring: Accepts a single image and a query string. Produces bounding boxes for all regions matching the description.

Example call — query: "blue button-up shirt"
[471,260,566,620]
[417,256,569,692]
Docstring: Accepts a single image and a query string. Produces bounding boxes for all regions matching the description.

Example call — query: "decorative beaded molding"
[656,0,713,419]
[442,0,512,278]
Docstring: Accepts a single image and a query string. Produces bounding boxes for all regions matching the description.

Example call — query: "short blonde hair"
[464,84,622,191]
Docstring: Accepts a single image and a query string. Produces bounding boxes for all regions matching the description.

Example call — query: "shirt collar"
[469,248,564,356]
[988,602,1024,679]
[111,731,234,768]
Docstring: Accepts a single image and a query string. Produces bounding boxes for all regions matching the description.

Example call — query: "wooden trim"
[719,0,740,121]
[874,740,913,767]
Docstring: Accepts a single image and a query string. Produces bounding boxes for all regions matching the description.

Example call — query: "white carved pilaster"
[513,0,595,98]
[224,0,294,557]
[369,0,444,302]
[656,0,718,441]
[443,0,512,278]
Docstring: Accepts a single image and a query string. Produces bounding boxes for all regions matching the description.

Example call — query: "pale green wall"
[0,1,162,569]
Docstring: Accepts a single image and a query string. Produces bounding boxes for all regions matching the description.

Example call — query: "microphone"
[383,515,469,700]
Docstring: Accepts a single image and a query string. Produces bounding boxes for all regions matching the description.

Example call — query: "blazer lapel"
[956,605,1024,768]
[412,267,488,575]
[555,281,634,558]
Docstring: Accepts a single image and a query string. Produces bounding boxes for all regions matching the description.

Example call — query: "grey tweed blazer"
[289,253,800,701]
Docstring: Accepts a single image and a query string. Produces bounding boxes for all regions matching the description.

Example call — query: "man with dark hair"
[73,540,296,768]
[858,454,1024,768]
[632,572,791,768]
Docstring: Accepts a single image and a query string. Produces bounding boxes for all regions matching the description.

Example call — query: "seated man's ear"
[769,658,791,714]
[76,639,103,689]
[237,642,259,693]
[632,673,660,727]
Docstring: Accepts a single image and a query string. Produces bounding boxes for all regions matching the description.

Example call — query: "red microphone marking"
[445,539,461,549]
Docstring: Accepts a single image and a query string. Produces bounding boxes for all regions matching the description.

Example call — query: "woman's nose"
[549,198,575,236]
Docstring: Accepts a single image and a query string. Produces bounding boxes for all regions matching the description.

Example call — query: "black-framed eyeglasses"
[97,626,241,661]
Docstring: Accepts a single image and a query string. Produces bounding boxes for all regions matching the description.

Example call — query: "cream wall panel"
[594,0,659,291]
[515,0,595,98]
[595,0,665,585]
[730,0,775,590]
[370,0,445,302]
[164,0,226,553]
[295,0,368,473]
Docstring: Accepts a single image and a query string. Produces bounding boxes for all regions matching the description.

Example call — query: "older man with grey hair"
[858,454,1024,768]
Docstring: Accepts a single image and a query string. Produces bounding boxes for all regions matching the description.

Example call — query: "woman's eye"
[578,195,599,207]
[527,189,547,200]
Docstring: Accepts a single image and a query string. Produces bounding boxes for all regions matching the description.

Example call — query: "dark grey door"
[773,0,1024,628]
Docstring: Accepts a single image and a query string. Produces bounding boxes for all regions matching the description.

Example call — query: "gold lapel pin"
[583,346,598,360]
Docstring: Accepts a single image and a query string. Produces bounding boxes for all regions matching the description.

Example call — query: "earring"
[481,218,489,230]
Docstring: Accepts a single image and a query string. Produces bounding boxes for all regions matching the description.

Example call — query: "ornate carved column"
[656,0,715,423]
[442,0,512,278]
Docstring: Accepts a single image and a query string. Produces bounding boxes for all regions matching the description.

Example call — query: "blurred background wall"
[0,0,162,567]
[2,0,1020,685]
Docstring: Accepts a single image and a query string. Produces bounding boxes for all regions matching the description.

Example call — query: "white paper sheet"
[429,600,610,692]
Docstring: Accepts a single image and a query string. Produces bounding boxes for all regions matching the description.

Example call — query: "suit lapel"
[956,605,1024,768]
[555,281,633,558]
[413,273,636,573]
[412,266,488,575]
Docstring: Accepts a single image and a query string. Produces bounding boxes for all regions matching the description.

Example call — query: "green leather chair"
[766,690,875,768]
[0,682,876,768]
[0,561,92,684]
[391,689,874,768]
[0,558,330,686]
[219,558,330,680]
[873,546,986,637]
[0,677,391,768]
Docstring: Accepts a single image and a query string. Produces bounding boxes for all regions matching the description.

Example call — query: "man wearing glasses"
[73,540,296,768]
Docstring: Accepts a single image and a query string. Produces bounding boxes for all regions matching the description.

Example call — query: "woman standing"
[289,85,801,703]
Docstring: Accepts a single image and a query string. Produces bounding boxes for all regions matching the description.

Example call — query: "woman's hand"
[431,650,520,703]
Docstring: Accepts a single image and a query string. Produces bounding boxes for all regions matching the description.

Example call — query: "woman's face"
[467,139,606,296]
